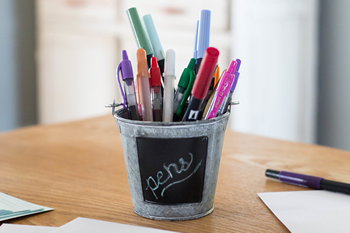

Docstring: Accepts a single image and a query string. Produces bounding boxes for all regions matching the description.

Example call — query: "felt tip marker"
[143,14,165,79]
[174,58,196,114]
[117,50,140,120]
[163,49,176,122]
[266,169,350,195]
[196,10,211,74]
[127,7,153,68]
[137,48,153,121]
[150,57,163,122]
[183,47,219,121]
[204,60,237,120]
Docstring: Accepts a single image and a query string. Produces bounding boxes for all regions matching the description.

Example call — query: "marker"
[196,10,211,74]
[127,7,153,68]
[143,14,165,80]
[183,47,219,121]
[204,61,237,120]
[137,48,153,121]
[174,58,196,114]
[163,49,176,122]
[214,65,220,88]
[266,169,350,195]
[219,59,241,115]
[116,50,140,120]
[150,57,162,122]
[193,20,199,72]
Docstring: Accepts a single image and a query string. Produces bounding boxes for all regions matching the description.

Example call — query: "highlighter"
[127,7,153,68]
[137,48,153,121]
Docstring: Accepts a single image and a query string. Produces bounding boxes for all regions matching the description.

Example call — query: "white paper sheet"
[0,224,56,233]
[258,190,350,233]
[0,192,53,221]
[50,217,177,233]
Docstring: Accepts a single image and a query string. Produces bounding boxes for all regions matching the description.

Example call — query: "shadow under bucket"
[114,108,230,220]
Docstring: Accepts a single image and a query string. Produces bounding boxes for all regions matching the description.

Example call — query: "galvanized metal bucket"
[114,108,230,221]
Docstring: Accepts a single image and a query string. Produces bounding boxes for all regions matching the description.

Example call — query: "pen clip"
[116,62,127,109]
[105,100,124,115]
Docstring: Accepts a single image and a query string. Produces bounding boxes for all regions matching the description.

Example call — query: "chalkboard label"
[136,137,208,205]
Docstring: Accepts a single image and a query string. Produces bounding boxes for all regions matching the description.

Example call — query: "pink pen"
[203,60,237,120]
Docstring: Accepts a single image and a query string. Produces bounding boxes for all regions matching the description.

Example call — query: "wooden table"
[1,116,349,232]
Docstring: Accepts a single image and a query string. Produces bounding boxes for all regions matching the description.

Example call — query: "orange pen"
[214,65,220,88]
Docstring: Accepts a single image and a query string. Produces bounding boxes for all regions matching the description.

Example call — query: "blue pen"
[196,10,211,74]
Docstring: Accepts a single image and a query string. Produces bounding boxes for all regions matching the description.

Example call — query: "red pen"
[182,47,219,121]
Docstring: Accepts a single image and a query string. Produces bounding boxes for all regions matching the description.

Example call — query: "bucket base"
[133,206,214,221]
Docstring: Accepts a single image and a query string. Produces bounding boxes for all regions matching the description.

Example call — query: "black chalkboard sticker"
[136,136,208,205]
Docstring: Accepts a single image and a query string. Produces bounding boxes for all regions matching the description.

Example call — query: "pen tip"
[122,50,128,60]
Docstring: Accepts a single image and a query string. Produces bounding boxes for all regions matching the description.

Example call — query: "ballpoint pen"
[204,60,237,120]
[150,57,163,122]
[143,14,165,81]
[214,65,220,88]
[202,69,225,118]
[176,67,195,119]
[163,49,176,122]
[265,169,350,195]
[183,47,219,121]
[196,10,211,74]
[137,48,153,121]
[126,7,153,68]
[219,59,241,115]
[173,58,196,114]
[116,50,140,120]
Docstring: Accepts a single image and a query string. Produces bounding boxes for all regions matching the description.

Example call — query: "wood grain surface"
[1,115,350,232]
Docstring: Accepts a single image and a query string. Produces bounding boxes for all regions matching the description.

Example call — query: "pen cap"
[120,50,134,80]
[178,58,196,88]
[164,49,175,76]
[192,47,219,99]
[126,7,153,55]
[143,14,165,61]
[197,10,211,59]
[137,48,149,78]
[230,59,241,92]
[150,57,161,87]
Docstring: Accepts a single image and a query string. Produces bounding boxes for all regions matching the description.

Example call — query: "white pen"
[163,49,175,122]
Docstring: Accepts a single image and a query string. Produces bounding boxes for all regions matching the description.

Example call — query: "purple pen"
[218,59,241,115]
[266,169,350,195]
[117,50,140,120]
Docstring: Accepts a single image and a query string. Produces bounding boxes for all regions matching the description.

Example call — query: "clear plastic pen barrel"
[173,87,185,113]
[139,76,153,121]
[124,79,139,120]
[151,86,162,121]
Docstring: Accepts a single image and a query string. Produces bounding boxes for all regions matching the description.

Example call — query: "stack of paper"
[0,217,176,233]
[0,192,53,221]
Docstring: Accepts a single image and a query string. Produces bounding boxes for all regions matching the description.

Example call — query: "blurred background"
[0,0,349,151]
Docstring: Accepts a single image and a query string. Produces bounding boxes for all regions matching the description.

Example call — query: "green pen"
[176,60,196,118]
[173,59,196,114]
[126,7,154,68]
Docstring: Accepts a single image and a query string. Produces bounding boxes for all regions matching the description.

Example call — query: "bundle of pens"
[116,7,241,122]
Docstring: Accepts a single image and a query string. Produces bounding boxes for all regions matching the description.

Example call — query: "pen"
[137,48,153,121]
[265,169,350,195]
[150,57,163,122]
[127,7,153,68]
[176,66,195,119]
[143,14,165,81]
[163,49,176,122]
[204,61,237,120]
[174,58,196,114]
[196,10,211,74]
[183,47,219,121]
[214,65,220,88]
[219,59,241,115]
[202,70,224,118]
[116,50,140,120]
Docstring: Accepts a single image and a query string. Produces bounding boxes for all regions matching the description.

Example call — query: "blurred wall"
[0,0,37,132]
[318,0,350,151]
